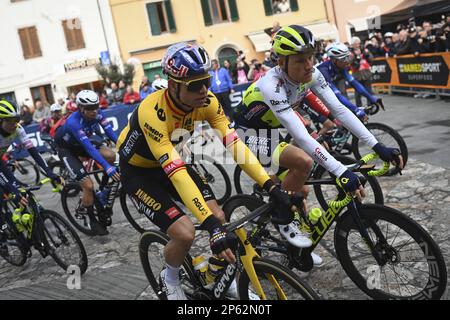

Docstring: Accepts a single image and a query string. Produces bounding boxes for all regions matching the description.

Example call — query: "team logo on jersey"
[275,79,285,93]
[159,153,169,165]
[165,207,181,219]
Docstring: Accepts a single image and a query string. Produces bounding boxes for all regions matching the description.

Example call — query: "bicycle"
[234,152,384,210]
[0,178,88,274]
[139,207,321,300]
[60,163,130,236]
[224,155,447,300]
[2,143,40,186]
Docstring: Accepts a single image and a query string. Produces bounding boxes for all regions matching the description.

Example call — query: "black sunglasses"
[171,76,211,92]
[83,105,99,111]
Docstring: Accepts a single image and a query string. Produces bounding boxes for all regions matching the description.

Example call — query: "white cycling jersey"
[256,66,378,177]
[0,125,34,155]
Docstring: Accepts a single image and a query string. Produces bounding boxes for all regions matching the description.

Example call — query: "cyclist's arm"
[138,106,214,224]
[311,70,378,148]
[329,81,361,115]
[16,126,54,177]
[260,85,347,178]
[67,122,112,172]
[205,95,273,189]
[98,112,118,144]
[344,69,378,105]
[0,159,22,196]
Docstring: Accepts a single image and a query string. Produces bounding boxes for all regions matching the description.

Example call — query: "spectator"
[262,51,277,69]
[140,83,154,100]
[209,59,234,119]
[19,104,33,126]
[117,80,127,101]
[32,99,50,123]
[366,33,384,57]
[139,76,150,91]
[408,27,421,56]
[57,97,65,108]
[108,82,125,105]
[223,59,236,84]
[382,32,397,57]
[264,21,281,38]
[123,85,141,105]
[236,61,249,84]
[40,103,62,134]
[395,29,412,55]
[350,45,375,107]
[247,59,267,82]
[278,0,290,13]
[436,22,450,52]
[417,28,432,53]
[99,90,109,109]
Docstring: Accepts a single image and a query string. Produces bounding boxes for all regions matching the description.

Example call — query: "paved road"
[0,95,449,300]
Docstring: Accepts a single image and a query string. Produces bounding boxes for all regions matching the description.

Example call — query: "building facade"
[109,0,339,86]
[0,0,121,106]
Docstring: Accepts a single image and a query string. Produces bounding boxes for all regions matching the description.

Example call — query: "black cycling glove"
[338,170,361,193]
[373,143,401,166]
[201,215,230,255]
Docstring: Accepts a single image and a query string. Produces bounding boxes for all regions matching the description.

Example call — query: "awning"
[247,22,339,52]
[53,66,102,88]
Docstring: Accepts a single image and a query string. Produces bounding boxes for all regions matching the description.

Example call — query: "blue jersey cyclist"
[0,99,62,208]
[317,42,384,121]
[54,90,120,235]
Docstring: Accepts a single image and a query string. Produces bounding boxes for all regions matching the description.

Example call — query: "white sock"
[164,263,181,286]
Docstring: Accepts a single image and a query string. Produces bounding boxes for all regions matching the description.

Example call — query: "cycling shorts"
[120,160,216,232]
[57,147,89,182]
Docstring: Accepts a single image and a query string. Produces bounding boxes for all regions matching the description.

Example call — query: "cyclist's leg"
[274,142,313,197]
[99,146,117,165]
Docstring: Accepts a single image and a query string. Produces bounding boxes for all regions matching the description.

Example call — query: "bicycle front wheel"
[10,158,40,186]
[41,210,88,274]
[139,230,199,300]
[334,204,447,300]
[352,123,408,176]
[238,258,320,300]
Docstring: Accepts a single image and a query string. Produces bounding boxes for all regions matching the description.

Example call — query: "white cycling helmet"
[76,90,99,108]
[151,78,168,91]
[325,42,352,62]
[50,103,63,113]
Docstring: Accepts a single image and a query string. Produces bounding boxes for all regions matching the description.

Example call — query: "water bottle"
[21,213,33,232]
[11,212,25,232]
[192,255,209,286]
[206,257,226,284]
[308,208,323,225]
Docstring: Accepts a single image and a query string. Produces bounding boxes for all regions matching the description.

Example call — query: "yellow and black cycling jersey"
[117,89,271,224]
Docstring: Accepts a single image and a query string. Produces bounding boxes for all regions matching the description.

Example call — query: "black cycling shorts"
[120,161,216,233]
[57,147,89,182]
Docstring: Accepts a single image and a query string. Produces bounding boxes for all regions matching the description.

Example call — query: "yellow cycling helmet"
[0,99,20,119]
[272,25,316,56]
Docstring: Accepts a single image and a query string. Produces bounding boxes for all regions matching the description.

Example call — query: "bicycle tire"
[40,210,88,274]
[334,204,447,300]
[234,165,261,196]
[238,258,320,300]
[139,230,198,300]
[0,218,28,266]
[60,183,98,236]
[10,158,40,186]
[120,188,153,234]
[352,123,408,176]
[312,155,384,210]
[192,155,232,205]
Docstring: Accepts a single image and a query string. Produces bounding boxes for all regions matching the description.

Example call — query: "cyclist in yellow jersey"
[117,43,296,300]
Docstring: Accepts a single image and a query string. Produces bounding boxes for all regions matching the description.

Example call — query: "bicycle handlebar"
[359,153,390,177]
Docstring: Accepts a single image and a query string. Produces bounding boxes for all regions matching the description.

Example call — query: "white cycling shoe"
[278,222,312,248]
[160,269,187,300]
[311,252,323,267]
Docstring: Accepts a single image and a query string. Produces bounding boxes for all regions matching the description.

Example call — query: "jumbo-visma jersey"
[117,89,270,223]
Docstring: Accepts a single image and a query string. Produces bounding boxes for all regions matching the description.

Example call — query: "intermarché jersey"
[117,89,271,224]
[54,110,118,173]
[0,125,34,155]
[234,66,378,178]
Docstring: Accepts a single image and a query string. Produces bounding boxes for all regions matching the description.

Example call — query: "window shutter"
[263,0,273,16]
[146,3,161,35]
[74,20,86,49]
[29,27,42,57]
[200,0,213,26]
[289,0,299,12]
[18,28,31,58]
[228,0,239,21]
[164,0,177,33]
[62,21,74,50]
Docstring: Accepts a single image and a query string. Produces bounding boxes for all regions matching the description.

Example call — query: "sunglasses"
[3,117,20,124]
[83,105,99,111]
[171,75,211,92]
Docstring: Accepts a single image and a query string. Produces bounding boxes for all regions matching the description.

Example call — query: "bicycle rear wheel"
[352,123,408,176]
[0,220,27,267]
[139,230,199,300]
[120,188,153,233]
[40,210,88,274]
[238,258,320,300]
[334,204,447,300]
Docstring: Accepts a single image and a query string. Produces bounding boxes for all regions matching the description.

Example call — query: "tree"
[96,63,135,86]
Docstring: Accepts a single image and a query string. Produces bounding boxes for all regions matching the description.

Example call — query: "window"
[0,92,17,103]
[146,1,176,36]
[30,85,54,105]
[263,0,298,16]
[201,0,239,26]
[18,26,42,59]
[62,19,86,51]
